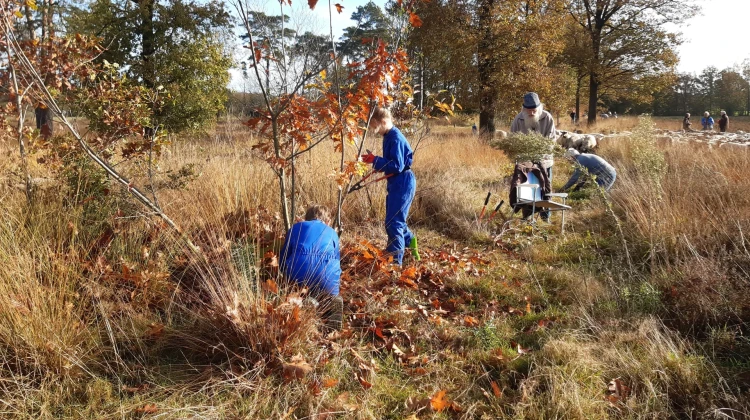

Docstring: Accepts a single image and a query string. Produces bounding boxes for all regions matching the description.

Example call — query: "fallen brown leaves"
[407,389,462,415]
[326,238,502,414]
[282,354,313,382]
[490,380,503,397]
[322,378,339,388]
[606,377,631,410]
[341,240,492,332]
[430,389,449,411]
[135,403,158,414]
[122,383,150,393]
[464,315,480,327]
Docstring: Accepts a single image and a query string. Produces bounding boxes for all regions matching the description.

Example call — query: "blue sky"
[229,0,380,90]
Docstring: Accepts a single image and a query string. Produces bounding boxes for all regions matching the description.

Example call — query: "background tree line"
[651,62,750,117]
[313,0,697,130]
[10,0,738,137]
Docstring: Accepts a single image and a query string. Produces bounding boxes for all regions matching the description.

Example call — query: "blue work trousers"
[385,170,416,265]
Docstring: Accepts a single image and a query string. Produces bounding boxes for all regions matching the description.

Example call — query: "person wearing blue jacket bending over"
[279,204,343,331]
[561,148,617,192]
[361,107,420,266]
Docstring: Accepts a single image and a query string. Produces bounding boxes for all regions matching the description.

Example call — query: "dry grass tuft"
[517,317,741,419]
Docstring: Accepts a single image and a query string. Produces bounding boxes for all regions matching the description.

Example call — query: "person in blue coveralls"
[279,204,343,331]
[361,106,420,266]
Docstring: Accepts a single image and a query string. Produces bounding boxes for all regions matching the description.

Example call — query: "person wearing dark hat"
[510,92,557,221]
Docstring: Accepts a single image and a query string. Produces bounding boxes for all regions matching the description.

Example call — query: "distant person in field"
[35,102,53,139]
[719,110,729,132]
[683,113,692,131]
[361,107,419,266]
[472,123,478,136]
[702,111,714,130]
[570,111,576,123]
[562,148,617,192]
[279,205,343,331]
[510,92,557,222]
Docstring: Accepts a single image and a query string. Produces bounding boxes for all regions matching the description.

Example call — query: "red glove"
[361,152,376,164]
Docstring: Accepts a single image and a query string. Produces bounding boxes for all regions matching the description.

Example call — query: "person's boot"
[409,236,420,261]
[322,295,343,332]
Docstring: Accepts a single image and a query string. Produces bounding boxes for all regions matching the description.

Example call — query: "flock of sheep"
[493,128,750,153]
[654,129,750,151]
[493,129,602,153]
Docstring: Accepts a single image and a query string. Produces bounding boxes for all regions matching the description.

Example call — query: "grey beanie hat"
[523,92,541,109]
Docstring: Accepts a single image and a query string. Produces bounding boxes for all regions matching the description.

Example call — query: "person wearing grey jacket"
[561,148,616,192]
[510,92,557,221]
[510,93,557,140]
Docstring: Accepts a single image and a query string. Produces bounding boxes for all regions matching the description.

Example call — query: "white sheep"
[556,130,597,152]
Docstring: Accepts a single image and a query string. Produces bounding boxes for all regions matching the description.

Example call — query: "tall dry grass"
[0,121,510,416]
[1,117,750,417]
[516,317,743,419]
[592,118,750,331]
[0,125,328,417]
[510,117,750,418]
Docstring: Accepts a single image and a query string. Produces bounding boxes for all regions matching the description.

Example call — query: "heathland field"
[1,116,750,418]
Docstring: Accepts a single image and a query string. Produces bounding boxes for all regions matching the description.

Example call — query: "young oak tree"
[233,0,337,232]
[236,0,435,232]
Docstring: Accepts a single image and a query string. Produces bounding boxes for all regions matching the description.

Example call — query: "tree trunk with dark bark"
[587,72,599,126]
[136,0,156,89]
[587,29,601,126]
[477,0,496,137]
[575,72,582,123]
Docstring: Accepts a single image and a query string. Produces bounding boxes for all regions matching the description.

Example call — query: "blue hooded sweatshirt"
[279,220,341,296]
[372,126,416,265]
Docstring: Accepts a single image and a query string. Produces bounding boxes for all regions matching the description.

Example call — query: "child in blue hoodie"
[279,205,343,330]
